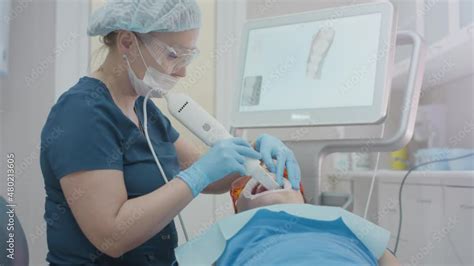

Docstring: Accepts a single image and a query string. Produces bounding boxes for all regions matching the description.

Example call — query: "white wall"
[420,75,474,149]
[54,0,90,99]
[0,0,90,264]
[0,1,57,264]
[0,80,3,195]
[246,0,376,19]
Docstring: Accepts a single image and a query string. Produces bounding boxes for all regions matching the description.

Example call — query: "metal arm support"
[284,31,426,204]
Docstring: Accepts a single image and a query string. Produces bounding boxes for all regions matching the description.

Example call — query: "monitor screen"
[239,13,383,112]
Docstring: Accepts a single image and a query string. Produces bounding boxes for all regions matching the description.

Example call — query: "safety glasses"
[137,33,200,73]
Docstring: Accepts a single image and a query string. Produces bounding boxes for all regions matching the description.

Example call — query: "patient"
[218,173,400,266]
[230,173,305,213]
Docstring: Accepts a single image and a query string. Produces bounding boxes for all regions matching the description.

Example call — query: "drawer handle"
[416,199,432,204]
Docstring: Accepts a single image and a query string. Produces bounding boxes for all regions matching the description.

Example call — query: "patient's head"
[230,174,305,213]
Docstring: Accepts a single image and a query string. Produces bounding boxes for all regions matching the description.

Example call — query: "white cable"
[363,123,386,220]
[143,89,190,242]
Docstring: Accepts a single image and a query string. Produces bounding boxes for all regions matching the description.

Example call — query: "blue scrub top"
[40,77,181,265]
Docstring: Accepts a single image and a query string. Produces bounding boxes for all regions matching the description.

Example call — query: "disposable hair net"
[87,0,201,36]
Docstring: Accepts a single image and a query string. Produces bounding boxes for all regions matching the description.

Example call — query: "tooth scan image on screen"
[242,76,263,106]
[306,27,335,80]
[239,13,383,113]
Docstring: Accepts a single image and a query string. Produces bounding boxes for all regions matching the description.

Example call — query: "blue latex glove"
[178,138,261,197]
[255,134,301,190]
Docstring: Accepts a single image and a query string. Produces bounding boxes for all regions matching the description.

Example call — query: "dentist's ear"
[118,31,147,79]
[116,30,140,64]
[116,31,137,56]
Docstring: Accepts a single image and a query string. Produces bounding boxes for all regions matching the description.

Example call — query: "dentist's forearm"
[108,177,193,257]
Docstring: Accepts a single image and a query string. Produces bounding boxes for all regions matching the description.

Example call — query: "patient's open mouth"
[251,183,268,195]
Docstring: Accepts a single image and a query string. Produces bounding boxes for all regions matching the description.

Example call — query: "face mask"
[124,37,179,98]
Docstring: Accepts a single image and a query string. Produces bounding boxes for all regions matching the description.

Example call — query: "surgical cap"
[87,0,202,36]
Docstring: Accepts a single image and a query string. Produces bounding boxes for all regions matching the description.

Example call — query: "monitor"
[231,1,397,128]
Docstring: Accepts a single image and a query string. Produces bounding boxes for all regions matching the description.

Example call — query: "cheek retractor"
[240,178,292,201]
[306,27,335,80]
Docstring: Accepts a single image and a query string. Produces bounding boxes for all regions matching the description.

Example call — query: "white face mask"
[124,37,179,98]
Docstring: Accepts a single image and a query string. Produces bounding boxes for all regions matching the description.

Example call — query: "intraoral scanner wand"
[165,92,281,190]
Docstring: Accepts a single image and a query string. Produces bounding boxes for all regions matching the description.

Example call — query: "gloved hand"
[177,138,261,197]
[255,134,301,190]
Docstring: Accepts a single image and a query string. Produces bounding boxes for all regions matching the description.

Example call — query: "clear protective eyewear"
[137,33,200,74]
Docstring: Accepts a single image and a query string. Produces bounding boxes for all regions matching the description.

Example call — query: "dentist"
[40,0,300,265]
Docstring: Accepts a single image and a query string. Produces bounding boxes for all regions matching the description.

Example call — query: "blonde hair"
[90,31,118,71]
